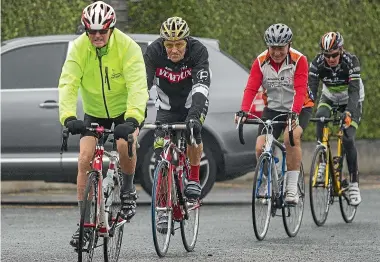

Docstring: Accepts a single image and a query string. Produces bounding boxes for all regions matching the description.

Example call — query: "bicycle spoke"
[152,161,173,257]
[283,164,305,237]
[252,155,272,241]
[309,146,331,226]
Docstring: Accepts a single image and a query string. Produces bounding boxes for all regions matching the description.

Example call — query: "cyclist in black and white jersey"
[309,32,365,206]
[143,17,211,231]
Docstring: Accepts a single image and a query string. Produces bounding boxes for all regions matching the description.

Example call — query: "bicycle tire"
[180,162,200,252]
[339,152,357,223]
[252,153,272,241]
[104,171,124,262]
[151,160,173,257]
[282,164,305,237]
[78,171,98,262]
[309,145,331,226]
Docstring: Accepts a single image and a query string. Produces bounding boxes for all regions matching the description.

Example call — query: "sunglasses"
[163,41,187,49]
[87,29,109,35]
[323,52,340,59]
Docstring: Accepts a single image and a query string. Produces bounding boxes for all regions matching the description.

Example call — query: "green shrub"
[1,0,91,40]
[127,0,380,139]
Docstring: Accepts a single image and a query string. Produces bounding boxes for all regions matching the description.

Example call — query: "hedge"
[2,0,380,139]
[1,0,91,40]
[126,0,380,140]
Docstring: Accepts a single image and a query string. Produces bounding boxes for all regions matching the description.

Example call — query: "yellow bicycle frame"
[334,129,343,194]
[322,127,330,188]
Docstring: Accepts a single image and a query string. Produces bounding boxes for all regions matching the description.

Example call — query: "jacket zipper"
[105,66,111,90]
[97,49,110,119]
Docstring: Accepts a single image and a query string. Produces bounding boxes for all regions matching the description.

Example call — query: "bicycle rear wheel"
[252,154,272,241]
[309,145,331,226]
[78,171,99,262]
[282,164,305,237]
[339,154,357,223]
[152,160,173,257]
[104,171,125,262]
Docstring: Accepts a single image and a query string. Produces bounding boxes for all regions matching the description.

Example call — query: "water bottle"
[103,169,115,207]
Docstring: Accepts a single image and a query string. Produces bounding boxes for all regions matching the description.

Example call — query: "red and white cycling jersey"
[241,48,314,117]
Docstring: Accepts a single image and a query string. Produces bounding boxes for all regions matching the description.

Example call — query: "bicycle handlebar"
[142,120,197,146]
[237,118,287,145]
[60,125,134,158]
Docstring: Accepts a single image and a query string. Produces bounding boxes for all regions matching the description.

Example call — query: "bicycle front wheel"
[78,171,99,262]
[309,145,331,226]
[282,164,305,237]
[104,171,125,262]
[151,160,173,257]
[339,154,357,223]
[180,199,200,252]
[252,154,272,241]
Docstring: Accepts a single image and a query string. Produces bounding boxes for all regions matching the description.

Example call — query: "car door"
[1,42,68,160]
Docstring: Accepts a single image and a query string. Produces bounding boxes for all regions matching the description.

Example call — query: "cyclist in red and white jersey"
[235,23,314,204]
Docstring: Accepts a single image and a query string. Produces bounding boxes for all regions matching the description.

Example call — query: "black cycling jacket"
[144,37,211,122]
[308,51,364,114]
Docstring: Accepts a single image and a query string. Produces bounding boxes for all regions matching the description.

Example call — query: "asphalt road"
[2,186,380,262]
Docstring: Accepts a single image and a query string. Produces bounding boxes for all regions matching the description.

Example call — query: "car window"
[1,42,67,90]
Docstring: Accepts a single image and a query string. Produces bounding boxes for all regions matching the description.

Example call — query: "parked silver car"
[1,33,262,198]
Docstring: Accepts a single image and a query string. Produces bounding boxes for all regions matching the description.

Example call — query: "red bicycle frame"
[156,131,193,221]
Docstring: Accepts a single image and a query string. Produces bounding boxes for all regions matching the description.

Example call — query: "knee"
[116,139,129,153]
[284,128,302,148]
[343,134,355,148]
[78,150,93,170]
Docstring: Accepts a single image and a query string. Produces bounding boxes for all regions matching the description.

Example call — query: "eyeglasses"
[323,52,340,59]
[87,29,109,35]
[163,41,187,49]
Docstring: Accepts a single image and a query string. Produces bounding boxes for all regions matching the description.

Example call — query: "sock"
[189,165,200,183]
[286,170,299,194]
[121,172,135,192]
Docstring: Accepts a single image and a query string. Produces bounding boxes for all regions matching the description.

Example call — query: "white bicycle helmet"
[81,1,116,30]
[264,23,293,47]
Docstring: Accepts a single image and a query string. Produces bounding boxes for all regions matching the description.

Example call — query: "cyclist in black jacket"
[309,32,365,206]
[143,17,211,230]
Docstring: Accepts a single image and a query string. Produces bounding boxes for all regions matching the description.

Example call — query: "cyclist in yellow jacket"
[58,1,148,248]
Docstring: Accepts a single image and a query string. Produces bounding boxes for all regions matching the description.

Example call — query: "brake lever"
[288,114,295,147]
[127,134,134,158]
[188,119,198,148]
[60,129,69,154]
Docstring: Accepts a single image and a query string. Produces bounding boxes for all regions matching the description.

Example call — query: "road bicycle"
[309,106,357,226]
[237,112,305,240]
[61,123,134,262]
[142,120,201,257]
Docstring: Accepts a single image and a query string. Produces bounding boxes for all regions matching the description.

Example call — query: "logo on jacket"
[111,69,122,79]
[156,67,192,83]
[196,69,209,82]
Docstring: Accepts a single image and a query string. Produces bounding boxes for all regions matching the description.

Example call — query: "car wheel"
[139,143,217,199]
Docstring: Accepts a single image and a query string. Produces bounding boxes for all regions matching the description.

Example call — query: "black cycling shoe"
[184,180,202,199]
[69,227,91,248]
[120,187,138,221]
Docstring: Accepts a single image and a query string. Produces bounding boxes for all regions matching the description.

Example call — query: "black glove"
[185,118,202,143]
[235,110,248,118]
[64,117,85,135]
[114,118,139,140]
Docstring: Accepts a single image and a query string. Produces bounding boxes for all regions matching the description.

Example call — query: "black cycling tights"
[316,107,358,183]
